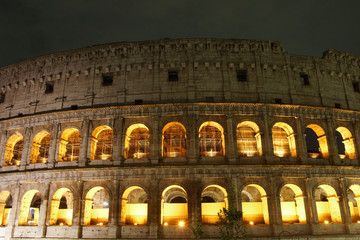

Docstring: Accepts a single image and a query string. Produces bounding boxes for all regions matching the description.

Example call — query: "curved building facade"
[0,39,359,239]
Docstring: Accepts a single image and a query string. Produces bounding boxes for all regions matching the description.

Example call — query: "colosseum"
[0,38,359,239]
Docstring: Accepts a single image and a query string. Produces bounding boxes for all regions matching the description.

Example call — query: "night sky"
[1,0,360,67]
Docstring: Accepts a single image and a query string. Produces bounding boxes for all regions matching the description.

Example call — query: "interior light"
[249,221,254,225]
[178,221,185,227]
[324,220,329,224]
[164,222,168,226]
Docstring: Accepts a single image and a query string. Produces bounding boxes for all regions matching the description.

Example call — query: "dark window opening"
[335,131,346,155]
[45,82,54,94]
[201,196,215,203]
[236,70,247,82]
[71,105,78,110]
[335,103,341,109]
[300,73,310,86]
[206,96,215,103]
[274,98,282,104]
[135,99,143,105]
[59,197,67,209]
[168,71,178,82]
[0,93,5,103]
[102,74,113,86]
[353,82,360,93]
[170,196,187,203]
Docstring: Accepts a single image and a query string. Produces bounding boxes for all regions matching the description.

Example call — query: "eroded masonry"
[0,39,360,239]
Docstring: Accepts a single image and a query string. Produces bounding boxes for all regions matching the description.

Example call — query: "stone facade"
[0,39,360,239]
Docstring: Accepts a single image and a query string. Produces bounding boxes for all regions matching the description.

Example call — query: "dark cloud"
[1,0,359,67]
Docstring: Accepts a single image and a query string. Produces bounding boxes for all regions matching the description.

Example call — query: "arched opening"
[49,188,73,226]
[124,124,150,159]
[30,131,51,163]
[0,191,12,226]
[272,122,296,157]
[120,186,148,225]
[162,122,186,158]
[280,184,306,224]
[305,124,328,158]
[336,127,356,159]
[314,185,342,224]
[3,133,23,166]
[199,121,225,157]
[18,190,41,226]
[201,185,228,224]
[161,185,188,226]
[347,185,360,223]
[58,128,80,162]
[241,184,269,225]
[83,187,109,226]
[90,126,113,160]
[237,121,262,157]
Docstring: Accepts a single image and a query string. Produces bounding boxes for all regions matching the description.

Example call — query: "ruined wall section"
[0,39,360,120]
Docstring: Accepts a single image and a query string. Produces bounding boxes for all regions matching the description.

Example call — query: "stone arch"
[199,121,225,157]
[305,124,329,158]
[49,188,73,226]
[3,133,23,166]
[237,121,262,157]
[120,186,148,225]
[201,185,228,224]
[347,184,360,223]
[314,184,342,224]
[162,122,186,158]
[124,123,150,159]
[0,191,11,226]
[336,127,356,159]
[241,184,269,225]
[90,125,113,160]
[83,186,110,226]
[272,122,296,157]
[30,130,51,164]
[18,190,41,226]
[58,128,80,162]
[279,184,306,224]
[161,185,188,226]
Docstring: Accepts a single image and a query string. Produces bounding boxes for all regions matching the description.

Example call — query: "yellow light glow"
[245,150,256,157]
[164,222,168,226]
[249,221,254,225]
[206,149,218,157]
[275,150,285,157]
[324,220,329,224]
[134,223,138,226]
[97,222,103,226]
[59,222,64,226]
[178,221,185,227]
[134,152,147,159]
[168,152,180,157]
[357,220,360,224]
[339,154,346,159]
[101,154,110,160]
[15,160,21,166]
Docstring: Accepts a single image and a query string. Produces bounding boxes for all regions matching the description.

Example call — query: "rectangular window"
[236,70,247,82]
[45,82,54,94]
[335,103,341,109]
[300,73,310,86]
[135,99,143,105]
[274,98,282,104]
[0,93,4,103]
[102,74,113,86]
[168,71,178,82]
[353,82,360,92]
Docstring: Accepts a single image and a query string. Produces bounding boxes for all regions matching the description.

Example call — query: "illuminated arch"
[120,186,148,225]
[0,191,11,226]
[161,185,188,226]
[49,188,73,226]
[201,185,228,224]
[280,184,306,224]
[58,128,80,162]
[3,133,23,166]
[162,122,186,158]
[305,124,329,158]
[83,187,109,226]
[241,184,269,225]
[124,124,150,159]
[30,130,51,164]
[272,122,296,157]
[336,127,356,159]
[90,125,113,160]
[199,121,225,157]
[347,185,360,223]
[237,121,262,157]
[314,184,342,224]
[18,190,41,226]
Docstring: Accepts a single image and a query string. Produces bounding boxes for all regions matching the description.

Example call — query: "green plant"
[217,187,246,240]
[189,208,204,239]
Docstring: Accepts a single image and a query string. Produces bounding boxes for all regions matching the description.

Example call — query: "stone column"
[110,180,120,237]
[269,179,282,226]
[0,130,7,168]
[354,197,360,220]
[188,114,198,164]
[262,107,273,161]
[112,117,123,166]
[6,185,20,238]
[47,123,59,168]
[338,179,351,233]
[325,117,338,165]
[21,127,32,170]
[79,118,90,167]
[296,116,308,163]
[305,178,318,227]
[147,180,159,238]
[226,114,237,164]
[261,196,271,225]
[40,183,51,237]
[327,196,342,223]
[150,116,160,165]
[352,121,360,165]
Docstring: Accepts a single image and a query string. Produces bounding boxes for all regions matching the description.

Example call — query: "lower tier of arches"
[1,164,360,239]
